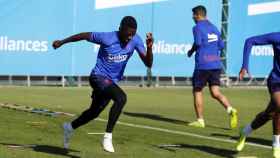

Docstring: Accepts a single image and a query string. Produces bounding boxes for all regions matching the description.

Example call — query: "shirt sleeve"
[88,32,104,44]
[218,34,225,50]
[193,27,203,47]
[135,36,146,55]
[242,32,280,71]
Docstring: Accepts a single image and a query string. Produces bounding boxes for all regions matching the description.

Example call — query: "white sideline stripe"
[248,1,280,16]
[95,0,167,9]
[88,132,105,135]
[96,118,271,149]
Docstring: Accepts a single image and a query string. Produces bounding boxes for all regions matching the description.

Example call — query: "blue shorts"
[267,80,280,94]
[192,69,221,90]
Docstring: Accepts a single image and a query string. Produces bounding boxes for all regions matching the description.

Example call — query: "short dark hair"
[120,16,137,29]
[192,5,207,16]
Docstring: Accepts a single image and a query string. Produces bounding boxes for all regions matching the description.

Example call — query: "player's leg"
[271,92,280,158]
[273,112,280,158]
[241,83,280,156]
[236,83,279,152]
[208,69,238,129]
[62,90,110,149]
[70,91,110,129]
[251,101,275,130]
[236,100,274,151]
[188,70,207,128]
[209,85,230,109]
[62,75,112,149]
[209,85,238,128]
[102,84,127,153]
[193,88,204,120]
[105,84,127,133]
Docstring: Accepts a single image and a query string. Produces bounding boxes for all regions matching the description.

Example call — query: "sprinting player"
[187,5,237,128]
[52,16,153,153]
[237,32,280,158]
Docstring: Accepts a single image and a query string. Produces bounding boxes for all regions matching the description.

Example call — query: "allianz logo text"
[0,36,48,52]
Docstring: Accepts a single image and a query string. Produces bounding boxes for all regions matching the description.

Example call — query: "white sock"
[226,106,233,114]
[273,135,280,148]
[104,132,112,139]
[243,124,253,136]
[197,118,204,123]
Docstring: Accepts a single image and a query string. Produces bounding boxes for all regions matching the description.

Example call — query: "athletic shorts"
[267,79,280,94]
[192,69,221,90]
[89,74,114,91]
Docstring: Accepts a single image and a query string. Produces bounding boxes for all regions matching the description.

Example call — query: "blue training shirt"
[88,31,146,83]
[192,20,224,70]
[242,32,280,83]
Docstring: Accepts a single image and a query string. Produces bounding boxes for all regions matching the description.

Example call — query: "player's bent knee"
[211,92,221,99]
[116,93,127,106]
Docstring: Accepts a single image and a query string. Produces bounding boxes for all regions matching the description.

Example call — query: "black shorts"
[192,69,221,90]
[89,75,114,91]
[89,75,126,106]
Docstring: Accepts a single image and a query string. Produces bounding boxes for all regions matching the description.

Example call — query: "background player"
[52,16,153,153]
[237,32,280,158]
[187,5,238,129]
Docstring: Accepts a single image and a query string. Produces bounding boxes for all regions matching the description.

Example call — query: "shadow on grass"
[123,111,230,130]
[156,143,238,158]
[211,133,271,147]
[0,143,80,158]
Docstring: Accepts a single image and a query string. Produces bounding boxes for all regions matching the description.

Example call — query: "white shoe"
[63,123,73,149]
[102,133,115,153]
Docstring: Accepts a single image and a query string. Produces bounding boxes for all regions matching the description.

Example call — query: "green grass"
[0,86,273,158]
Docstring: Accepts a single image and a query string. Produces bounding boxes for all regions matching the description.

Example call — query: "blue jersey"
[89,31,146,83]
[192,20,224,70]
[242,32,280,83]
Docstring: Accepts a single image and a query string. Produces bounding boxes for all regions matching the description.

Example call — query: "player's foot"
[230,108,238,129]
[236,127,247,151]
[103,133,115,153]
[188,119,205,128]
[63,122,73,149]
[273,147,280,158]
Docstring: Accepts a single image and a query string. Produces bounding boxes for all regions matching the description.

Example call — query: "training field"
[0,86,273,158]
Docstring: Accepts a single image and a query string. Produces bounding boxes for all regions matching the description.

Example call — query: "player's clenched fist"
[146,33,154,49]
[52,40,63,49]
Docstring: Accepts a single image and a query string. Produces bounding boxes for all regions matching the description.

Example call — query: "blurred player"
[187,5,238,129]
[52,16,153,153]
[237,32,280,158]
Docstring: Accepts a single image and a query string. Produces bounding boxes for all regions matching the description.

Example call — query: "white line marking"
[248,1,280,16]
[95,0,168,10]
[96,118,271,149]
[158,144,182,147]
[87,132,105,135]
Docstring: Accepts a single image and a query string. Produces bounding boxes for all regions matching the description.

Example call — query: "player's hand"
[52,40,63,49]
[187,50,194,57]
[146,33,154,49]
[239,68,250,80]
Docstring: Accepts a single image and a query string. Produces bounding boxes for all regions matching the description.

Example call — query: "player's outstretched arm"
[239,33,279,80]
[52,32,91,49]
[139,33,154,68]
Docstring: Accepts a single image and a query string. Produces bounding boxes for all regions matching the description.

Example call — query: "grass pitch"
[0,86,273,158]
